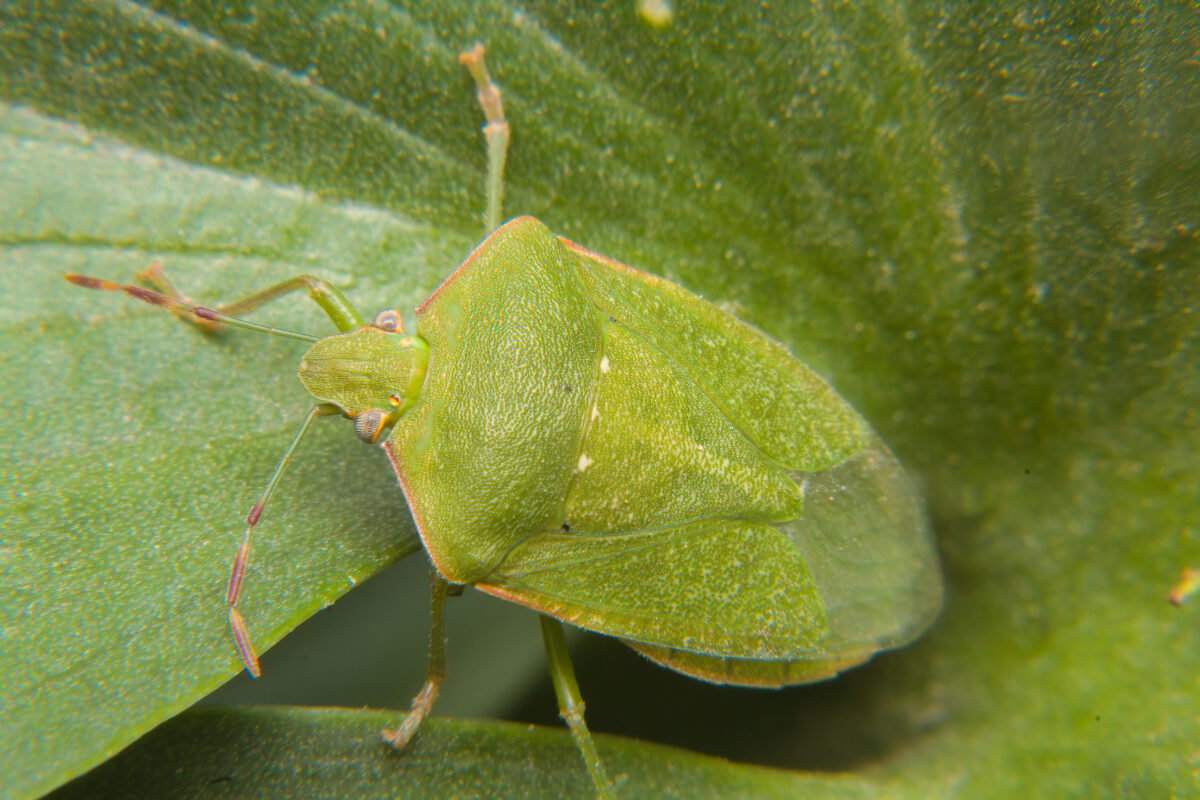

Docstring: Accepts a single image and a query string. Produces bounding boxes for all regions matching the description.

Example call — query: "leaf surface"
[2,2,1197,798]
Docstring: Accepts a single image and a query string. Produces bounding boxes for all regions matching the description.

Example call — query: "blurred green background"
[1,1,1196,798]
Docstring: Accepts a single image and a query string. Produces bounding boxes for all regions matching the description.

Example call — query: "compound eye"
[372,309,402,332]
[353,409,388,443]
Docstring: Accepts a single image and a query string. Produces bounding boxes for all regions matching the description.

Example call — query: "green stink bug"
[67,45,942,798]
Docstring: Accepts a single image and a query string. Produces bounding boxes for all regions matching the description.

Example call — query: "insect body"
[68,45,941,798]
[371,214,940,681]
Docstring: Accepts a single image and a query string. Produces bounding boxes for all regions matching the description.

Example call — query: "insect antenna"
[225,402,341,676]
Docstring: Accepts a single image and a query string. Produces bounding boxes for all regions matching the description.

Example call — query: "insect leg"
[382,567,450,750]
[225,403,341,676]
[539,616,616,799]
[459,43,509,233]
[66,266,364,335]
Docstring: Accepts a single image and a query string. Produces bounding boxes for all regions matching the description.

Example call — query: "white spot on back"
[591,402,600,420]
[577,453,594,472]
[599,356,610,373]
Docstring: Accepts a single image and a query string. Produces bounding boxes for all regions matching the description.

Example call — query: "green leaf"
[3,2,1197,799]
[48,706,887,800]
